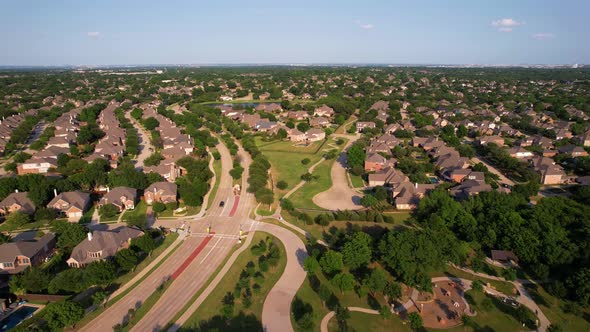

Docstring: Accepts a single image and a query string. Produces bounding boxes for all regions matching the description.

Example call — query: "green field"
[328,311,411,332]
[181,231,287,329]
[288,160,333,209]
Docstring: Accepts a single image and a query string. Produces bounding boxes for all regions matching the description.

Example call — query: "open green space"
[288,160,333,209]
[181,231,287,329]
[524,282,590,331]
[328,311,411,332]
[121,200,147,221]
[349,173,365,188]
[430,265,516,296]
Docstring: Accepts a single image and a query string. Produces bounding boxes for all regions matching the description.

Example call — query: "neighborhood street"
[125,110,153,170]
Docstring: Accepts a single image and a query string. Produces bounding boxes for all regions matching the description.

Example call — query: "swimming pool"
[0,305,38,331]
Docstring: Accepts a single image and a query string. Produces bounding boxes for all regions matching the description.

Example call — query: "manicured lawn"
[121,201,147,221]
[350,173,365,188]
[335,115,357,134]
[78,205,95,224]
[288,160,332,209]
[0,219,50,232]
[523,282,590,331]
[207,157,222,209]
[292,274,330,332]
[255,137,326,196]
[328,311,411,332]
[181,231,287,329]
[446,290,529,332]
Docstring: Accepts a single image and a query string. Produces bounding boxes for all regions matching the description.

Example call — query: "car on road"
[219,201,225,207]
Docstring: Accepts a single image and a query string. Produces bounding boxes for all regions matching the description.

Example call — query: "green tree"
[99,203,119,218]
[115,248,139,272]
[3,211,31,230]
[303,256,320,274]
[44,301,84,330]
[331,272,355,293]
[364,268,388,295]
[342,231,373,269]
[51,221,87,251]
[319,250,344,274]
[407,312,423,330]
[360,194,379,208]
[276,180,288,190]
[143,117,160,130]
[132,234,157,253]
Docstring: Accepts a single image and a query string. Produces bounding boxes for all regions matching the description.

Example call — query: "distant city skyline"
[1,0,589,66]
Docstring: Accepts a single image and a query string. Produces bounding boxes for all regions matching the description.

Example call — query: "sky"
[0,0,589,66]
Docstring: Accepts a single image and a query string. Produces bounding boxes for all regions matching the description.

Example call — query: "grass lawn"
[328,311,411,332]
[255,137,327,196]
[350,173,365,188]
[335,115,357,134]
[121,201,148,221]
[181,231,287,329]
[0,219,50,232]
[523,282,590,331]
[78,206,95,225]
[207,157,222,210]
[288,160,333,209]
[446,290,530,332]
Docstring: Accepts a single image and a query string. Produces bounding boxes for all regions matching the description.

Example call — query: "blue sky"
[1,0,588,66]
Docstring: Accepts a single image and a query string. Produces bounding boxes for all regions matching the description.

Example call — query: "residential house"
[314,105,335,117]
[356,122,376,133]
[310,117,330,128]
[144,182,177,205]
[306,128,326,142]
[287,111,309,121]
[477,135,505,146]
[366,142,391,154]
[47,190,91,221]
[98,187,137,212]
[364,153,396,172]
[288,129,306,142]
[450,179,493,199]
[67,226,144,268]
[558,145,589,157]
[392,182,436,210]
[0,233,56,274]
[530,157,565,185]
[0,192,36,215]
[368,167,408,187]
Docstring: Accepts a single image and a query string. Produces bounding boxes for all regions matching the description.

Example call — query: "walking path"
[313,134,364,211]
[258,222,308,332]
[320,307,379,332]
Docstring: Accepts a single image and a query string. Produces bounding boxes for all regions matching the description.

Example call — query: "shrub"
[276,180,288,190]
[301,158,311,165]
[98,204,119,218]
[152,202,166,213]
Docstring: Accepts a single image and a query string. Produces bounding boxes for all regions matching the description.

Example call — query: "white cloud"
[354,20,374,30]
[491,18,524,32]
[532,32,555,40]
[87,31,100,38]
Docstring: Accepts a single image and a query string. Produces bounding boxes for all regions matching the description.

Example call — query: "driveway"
[471,155,515,186]
[312,134,364,211]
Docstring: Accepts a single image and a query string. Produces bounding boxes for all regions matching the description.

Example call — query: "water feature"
[0,306,38,331]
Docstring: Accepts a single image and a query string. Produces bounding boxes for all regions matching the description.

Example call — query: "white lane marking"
[200,237,223,264]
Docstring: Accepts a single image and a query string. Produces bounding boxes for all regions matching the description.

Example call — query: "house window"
[3,262,14,268]
[23,258,30,264]
[88,251,102,258]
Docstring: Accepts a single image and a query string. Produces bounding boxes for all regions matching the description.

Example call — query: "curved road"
[313,134,364,210]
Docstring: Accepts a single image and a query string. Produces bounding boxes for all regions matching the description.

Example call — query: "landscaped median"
[177,232,286,330]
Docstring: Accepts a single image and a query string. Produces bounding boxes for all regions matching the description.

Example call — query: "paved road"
[129,140,256,331]
[313,134,364,211]
[125,110,154,170]
[259,222,308,332]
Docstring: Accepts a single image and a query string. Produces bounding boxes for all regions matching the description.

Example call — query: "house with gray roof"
[0,233,56,274]
[98,187,137,212]
[47,190,91,221]
[67,226,144,268]
[144,182,177,205]
[0,192,36,215]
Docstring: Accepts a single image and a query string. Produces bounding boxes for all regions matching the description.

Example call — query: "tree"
[318,284,332,307]
[385,281,402,301]
[143,117,160,130]
[255,188,274,207]
[276,180,288,190]
[301,172,313,182]
[297,122,310,133]
[0,232,10,244]
[303,256,320,274]
[360,194,379,208]
[301,158,311,165]
[52,221,87,251]
[319,250,344,274]
[49,269,86,294]
[342,231,372,270]
[331,272,355,293]
[3,211,31,230]
[132,234,157,253]
[115,248,139,272]
[84,261,116,286]
[347,143,366,170]
[44,301,84,330]
[407,312,423,330]
[364,268,388,295]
